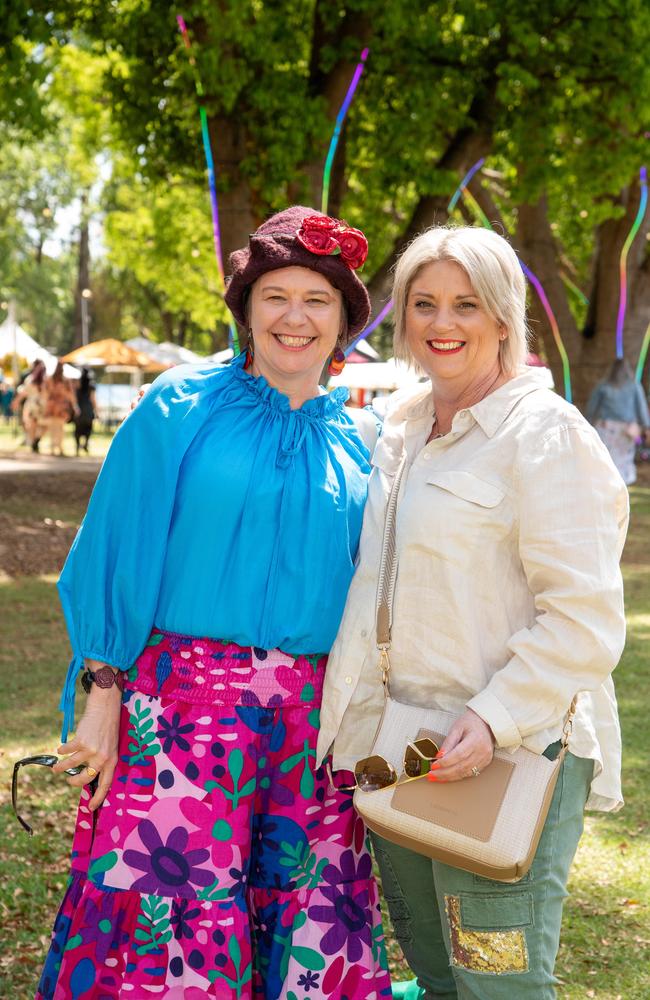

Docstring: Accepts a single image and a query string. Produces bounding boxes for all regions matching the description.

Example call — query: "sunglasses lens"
[404,738,440,777]
[355,755,397,792]
[414,737,439,758]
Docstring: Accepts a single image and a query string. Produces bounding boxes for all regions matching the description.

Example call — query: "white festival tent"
[124,337,205,367]
[336,357,423,392]
[0,317,79,379]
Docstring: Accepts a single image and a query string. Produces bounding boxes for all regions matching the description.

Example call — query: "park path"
[0,449,102,475]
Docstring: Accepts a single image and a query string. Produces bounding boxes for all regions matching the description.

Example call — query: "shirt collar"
[466,367,551,437]
[383,366,551,443]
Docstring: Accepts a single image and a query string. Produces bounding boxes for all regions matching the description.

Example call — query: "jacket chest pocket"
[406,471,511,552]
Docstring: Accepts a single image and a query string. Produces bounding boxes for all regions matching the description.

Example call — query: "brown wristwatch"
[81,666,125,694]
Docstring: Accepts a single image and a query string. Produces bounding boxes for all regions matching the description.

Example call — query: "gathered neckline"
[229,350,349,418]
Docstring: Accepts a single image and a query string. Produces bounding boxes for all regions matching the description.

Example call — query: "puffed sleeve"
[57,367,208,739]
[467,421,629,747]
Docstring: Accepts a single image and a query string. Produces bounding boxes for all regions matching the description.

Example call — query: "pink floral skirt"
[36,631,391,999]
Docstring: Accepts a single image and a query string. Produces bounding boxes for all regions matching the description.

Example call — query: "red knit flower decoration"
[296,215,368,270]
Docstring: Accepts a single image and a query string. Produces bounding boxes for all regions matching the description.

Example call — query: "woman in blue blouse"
[37,207,391,1000]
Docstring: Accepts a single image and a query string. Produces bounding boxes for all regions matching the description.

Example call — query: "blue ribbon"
[58,652,84,743]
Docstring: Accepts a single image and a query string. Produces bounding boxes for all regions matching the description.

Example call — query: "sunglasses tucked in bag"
[352,455,577,884]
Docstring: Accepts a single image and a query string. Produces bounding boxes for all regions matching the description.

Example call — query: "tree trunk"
[514,197,579,400]
[161,311,174,342]
[206,115,258,270]
[575,178,650,407]
[73,191,91,349]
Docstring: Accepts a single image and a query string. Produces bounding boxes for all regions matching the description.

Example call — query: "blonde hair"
[393,226,530,374]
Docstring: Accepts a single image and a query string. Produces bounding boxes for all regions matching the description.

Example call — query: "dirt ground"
[0,468,97,578]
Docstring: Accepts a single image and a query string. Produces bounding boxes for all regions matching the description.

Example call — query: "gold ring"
[86,766,98,778]
[471,766,481,778]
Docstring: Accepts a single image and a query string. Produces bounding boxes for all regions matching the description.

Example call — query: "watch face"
[94,666,116,688]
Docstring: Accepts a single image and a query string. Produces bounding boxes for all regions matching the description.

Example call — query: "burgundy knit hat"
[224,206,371,342]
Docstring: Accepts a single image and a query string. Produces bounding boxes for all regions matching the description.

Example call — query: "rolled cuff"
[467,690,522,749]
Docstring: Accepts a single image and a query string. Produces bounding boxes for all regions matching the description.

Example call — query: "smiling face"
[248,266,343,389]
[405,260,504,388]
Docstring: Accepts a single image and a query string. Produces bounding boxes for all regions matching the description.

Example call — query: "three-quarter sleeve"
[468,422,629,747]
[58,369,205,739]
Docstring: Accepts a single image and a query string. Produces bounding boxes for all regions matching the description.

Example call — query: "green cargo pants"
[372,750,594,1000]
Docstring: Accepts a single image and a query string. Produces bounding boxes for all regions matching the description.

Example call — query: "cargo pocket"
[444,892,532,975]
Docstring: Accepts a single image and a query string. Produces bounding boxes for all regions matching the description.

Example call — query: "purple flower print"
[307,849,373,962]
[297,970,321,991]
[326,848,372,885]
[156,712,195,753]
[170,898,201,940]
[124,821,213,898]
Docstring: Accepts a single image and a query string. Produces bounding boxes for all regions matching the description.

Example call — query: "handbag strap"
[375,455,408,691]
[374,452,578,744]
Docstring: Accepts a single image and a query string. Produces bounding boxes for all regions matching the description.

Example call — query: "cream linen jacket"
[317,368,629,811]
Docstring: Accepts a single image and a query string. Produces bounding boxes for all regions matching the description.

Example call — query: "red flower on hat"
[337,227,368,270]
[296,215,368,270]
[296,216,341,255]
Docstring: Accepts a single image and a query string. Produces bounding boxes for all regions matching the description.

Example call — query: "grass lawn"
[0,418,114,462]
[0,464,648,998]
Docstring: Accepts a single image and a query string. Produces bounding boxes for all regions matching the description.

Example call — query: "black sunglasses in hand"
[11,754,86,836]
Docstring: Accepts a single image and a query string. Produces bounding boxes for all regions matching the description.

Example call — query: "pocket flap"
[461,891,534,930]
[426,471,505,507]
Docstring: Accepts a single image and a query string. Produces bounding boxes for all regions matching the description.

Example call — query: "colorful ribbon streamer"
[447,158,485,213]
[635,321,650,382]
[177,15,239,353]
[321,48,369,215]
[457,185,491,230]
[561,275,589,307]
[520,263,572,402]
[345,297,393,356]
[616,166,648,359]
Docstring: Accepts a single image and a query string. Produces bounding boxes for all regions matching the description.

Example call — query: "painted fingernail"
[427,773,439,782]
[435,750,446,759]
[429,762,441,771]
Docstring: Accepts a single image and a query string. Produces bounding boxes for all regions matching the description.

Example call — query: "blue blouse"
[58,353,371,739]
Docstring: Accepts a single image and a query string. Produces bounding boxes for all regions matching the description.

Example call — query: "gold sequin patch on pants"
[445,895,530,975]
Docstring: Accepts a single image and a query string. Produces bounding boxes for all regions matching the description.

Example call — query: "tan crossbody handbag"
[353,455,577,883]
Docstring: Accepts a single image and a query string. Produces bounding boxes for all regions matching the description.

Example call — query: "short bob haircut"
[393,226,530,374]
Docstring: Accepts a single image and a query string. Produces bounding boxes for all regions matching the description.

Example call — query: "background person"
[73,366,96,455]
[43,360,78,457]
[318,226,628,1000]
[13,358,47,451]
[586,358,650,485]
[37,207,391,1000]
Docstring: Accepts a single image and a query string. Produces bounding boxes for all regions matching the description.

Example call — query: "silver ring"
[471,766,481,778]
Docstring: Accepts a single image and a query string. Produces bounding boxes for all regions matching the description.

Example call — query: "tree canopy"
[1,0,649,401]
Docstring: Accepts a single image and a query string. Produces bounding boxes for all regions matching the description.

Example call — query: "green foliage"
[134,895,172,955]
[103,156,228,336]
[279,839,329,889]
[1,0,649,359]
[126,699,161,765]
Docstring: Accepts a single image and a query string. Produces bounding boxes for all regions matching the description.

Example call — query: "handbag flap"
[390,728,515,842]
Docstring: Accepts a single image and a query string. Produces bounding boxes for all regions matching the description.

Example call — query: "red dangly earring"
[244,330,255,369]
[327,348,346,377]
